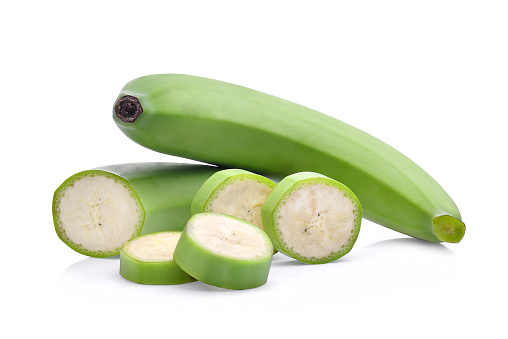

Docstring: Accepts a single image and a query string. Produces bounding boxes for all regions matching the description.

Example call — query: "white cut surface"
[276,183,356,258]
[208,179,272,229]
[59,175,140,252]
[188,214,272,259]
[124,233,180,262]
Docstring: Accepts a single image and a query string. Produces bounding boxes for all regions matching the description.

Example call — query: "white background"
[1,1,507,338]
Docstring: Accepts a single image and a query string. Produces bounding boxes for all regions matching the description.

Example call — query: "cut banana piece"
[52,163,219,257]
[262,172,362,264]
[173,213,273,290]
[191,169,276,231]
[120,231,195,285]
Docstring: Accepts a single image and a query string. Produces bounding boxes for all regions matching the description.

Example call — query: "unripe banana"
[52,163,220,257]
[113,74,465,243]
[120,231,196,285]
[173,213,273,290]
[262,172,362,264]
[191,169,276,231]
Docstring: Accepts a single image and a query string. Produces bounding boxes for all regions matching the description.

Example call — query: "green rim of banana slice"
[262,172,362,264]
[174,213,273,290]
[120,231,196,285]
[191,169,276,231]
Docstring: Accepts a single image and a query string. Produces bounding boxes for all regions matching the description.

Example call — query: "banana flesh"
[276,183,356,259]
[122,232,180,262]
[192,169,276,231]
[58,175,141,253]
[187,213,272,259]
[208,179,273,230]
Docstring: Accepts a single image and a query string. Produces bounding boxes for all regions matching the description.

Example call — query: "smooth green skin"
[191,168,277,215]
[52,162,221,257]
[119,232,196,285]
[173,213,273,290]
[113,74,465,243]
[262,172,362,264]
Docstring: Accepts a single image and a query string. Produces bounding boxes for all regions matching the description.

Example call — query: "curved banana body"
[113,74,465,243]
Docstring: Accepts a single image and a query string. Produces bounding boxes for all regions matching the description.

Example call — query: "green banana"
[52,162,220,257]
[113,74,465,243]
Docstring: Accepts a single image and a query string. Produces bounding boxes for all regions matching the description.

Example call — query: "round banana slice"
[262,172,362,264]
[173,213,273,290]
[120,231,196,285]
[54,170,143,258]
[191,169,276,231]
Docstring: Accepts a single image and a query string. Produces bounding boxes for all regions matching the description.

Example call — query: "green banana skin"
[113,74,465,243]
[120,252,196,285]
[99,163,222,235]
[53,162,221,257]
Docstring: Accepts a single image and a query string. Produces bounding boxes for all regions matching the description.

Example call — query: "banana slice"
[191,169,276,231]
[173,213,273,290]
[262,172,362,264]
[120,231,195,285]
[54,170,143,257]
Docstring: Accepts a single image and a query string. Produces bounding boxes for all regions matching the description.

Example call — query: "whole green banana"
[113,74,465,243]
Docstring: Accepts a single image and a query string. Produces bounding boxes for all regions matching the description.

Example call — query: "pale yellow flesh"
[58,176,140,252]
[188,214,272,259]
[276,183,356,258]
[124,233,180,262]
[208,179,273,230]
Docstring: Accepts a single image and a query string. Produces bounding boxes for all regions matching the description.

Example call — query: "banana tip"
[433,215,466,243]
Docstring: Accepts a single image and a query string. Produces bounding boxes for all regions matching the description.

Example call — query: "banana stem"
[115,95,143,123]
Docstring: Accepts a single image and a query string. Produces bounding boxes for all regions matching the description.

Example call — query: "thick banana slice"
[191,169,276,231]
[262,172,362,264]
[173,213,273,290]
[54,170,143,257]
[120,231,195,285]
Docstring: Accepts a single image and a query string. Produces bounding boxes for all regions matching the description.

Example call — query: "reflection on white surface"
[361,237,455,255]
[57,236,459,303]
